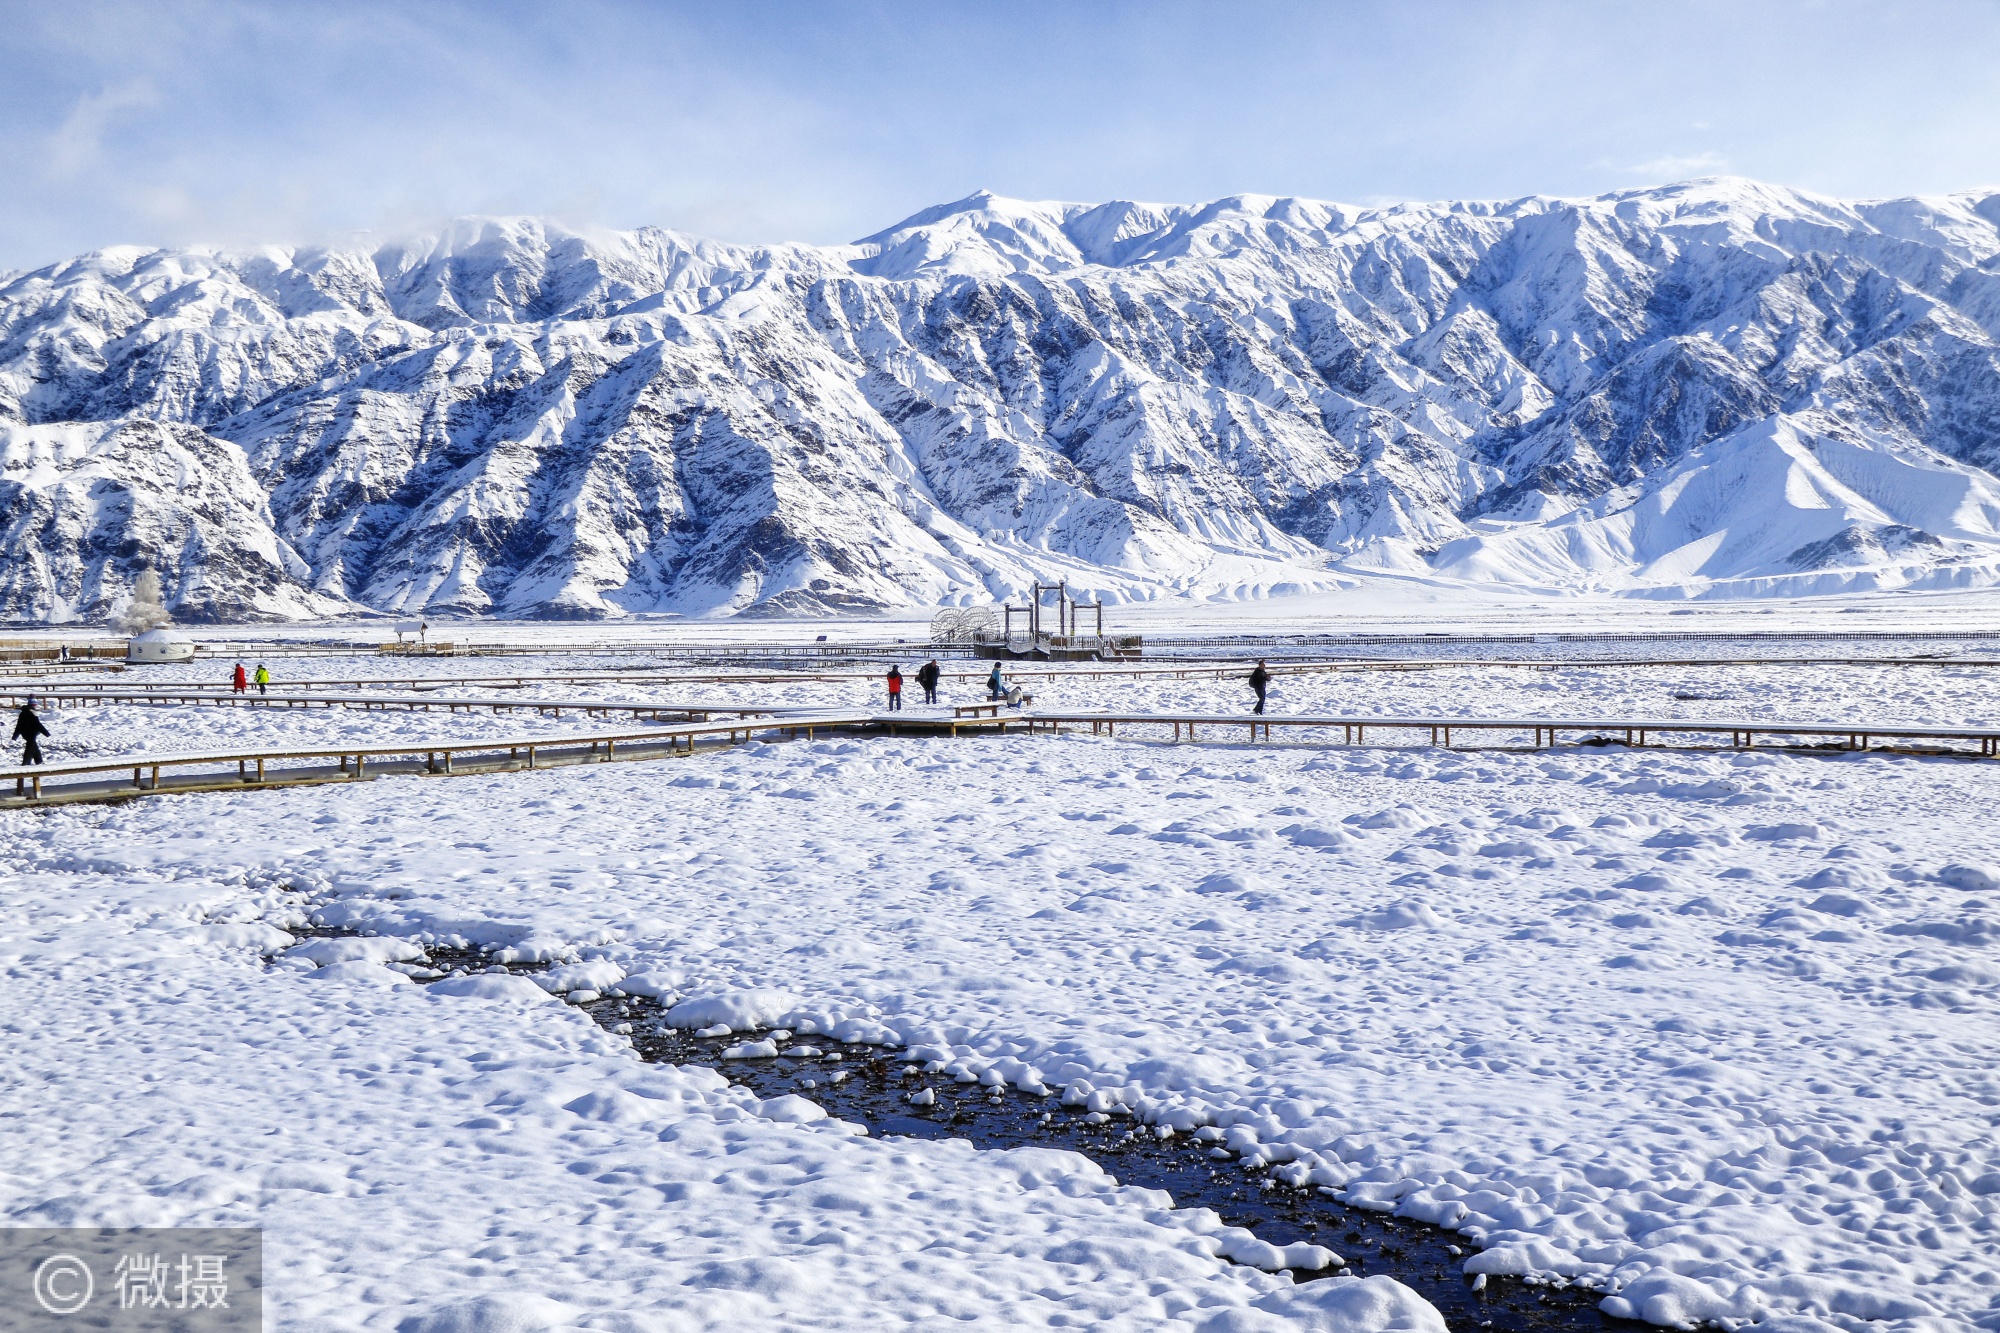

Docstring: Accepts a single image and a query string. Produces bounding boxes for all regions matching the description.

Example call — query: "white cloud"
[44,79,158,180]
[0,1,1998,268]
[1623,152,1731,180]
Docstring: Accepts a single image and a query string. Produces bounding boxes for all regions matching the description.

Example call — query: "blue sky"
[2,0,1997,269]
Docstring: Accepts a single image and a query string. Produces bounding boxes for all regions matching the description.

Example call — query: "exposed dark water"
[307,931,1644,1332]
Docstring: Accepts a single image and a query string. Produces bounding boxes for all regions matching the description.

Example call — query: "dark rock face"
[4,181,2000,622]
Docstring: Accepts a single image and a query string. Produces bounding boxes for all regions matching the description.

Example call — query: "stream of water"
[360,934,1643,1332]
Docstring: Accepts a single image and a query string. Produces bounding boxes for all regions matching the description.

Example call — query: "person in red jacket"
[231,663,247,694]
[885,665,903,712]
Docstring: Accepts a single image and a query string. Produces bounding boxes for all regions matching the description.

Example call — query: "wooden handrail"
[0,711,878,789]
[1023,710,2000,752]
[0,688,811,719]
[13,651,2000,697]
[10,705,2000,807]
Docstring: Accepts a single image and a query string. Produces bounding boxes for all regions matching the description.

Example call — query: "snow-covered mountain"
[5,177,2000,622]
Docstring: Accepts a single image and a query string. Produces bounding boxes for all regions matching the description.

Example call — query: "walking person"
[231,662,247,694]
[253,663,270,696]
[885,664,904,712]
[13,699,48,766]
[1248,659,1270,715]
[987,662,1006,702]
[916,659,941,705]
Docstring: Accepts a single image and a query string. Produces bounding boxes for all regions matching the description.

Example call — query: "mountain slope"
[4,179,2000,622]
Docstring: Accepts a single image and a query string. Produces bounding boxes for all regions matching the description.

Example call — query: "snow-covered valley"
[6,654,2000,1328]
[6,178,2000,622]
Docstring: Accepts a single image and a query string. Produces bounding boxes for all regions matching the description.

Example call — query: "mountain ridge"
[4,177,2000,622]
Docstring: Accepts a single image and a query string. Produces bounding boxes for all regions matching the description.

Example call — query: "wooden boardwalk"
[1025,711,2000,756]
[0,661,1290,692]
[10,650,2000,701]
[0,687,809,723]
[0,711,888,806]
[7,706,1998,810]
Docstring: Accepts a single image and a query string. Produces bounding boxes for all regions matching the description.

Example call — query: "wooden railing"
[1021,711,2000,756]
[12,705,2000,808]
[0,687,812,722]
[1,711,878,802]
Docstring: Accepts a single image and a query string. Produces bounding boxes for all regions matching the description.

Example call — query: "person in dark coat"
[13,701,48,765]
[987,663,1006,701]
[1248,659,1270,715]
[885,665,904,712]
[916,659,941,705]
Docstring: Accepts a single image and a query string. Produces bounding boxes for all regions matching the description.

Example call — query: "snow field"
[409,656,2000,734]
[0,844,1442,1331]
[42,649,2000,734]
[8,720,1998,1328]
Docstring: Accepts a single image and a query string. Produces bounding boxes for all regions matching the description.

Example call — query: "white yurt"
[126,628,195,663]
